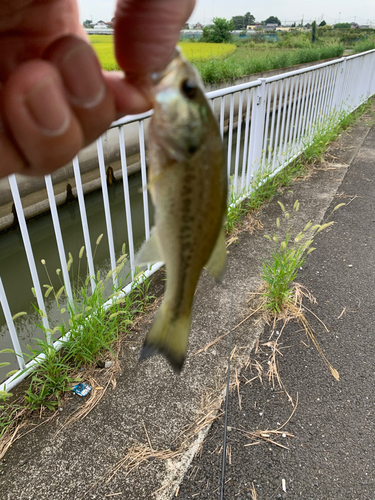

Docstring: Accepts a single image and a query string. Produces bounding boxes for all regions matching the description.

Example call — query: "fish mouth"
[124,49,182,106]
[150,47,183,86]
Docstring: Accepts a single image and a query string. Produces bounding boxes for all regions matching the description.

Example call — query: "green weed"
[1,238,151,412]
[0,389,27,462]
[193,44,344,84]
[252,199,342,382]
[0,391,14,440]
[225,185,248,234]
[338,99,375,129]
[23,342,77,411]
[261,200,342,314]
[352,38,375,54]
[132,271,155,312]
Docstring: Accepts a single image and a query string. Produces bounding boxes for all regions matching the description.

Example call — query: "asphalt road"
[177,125,375,498]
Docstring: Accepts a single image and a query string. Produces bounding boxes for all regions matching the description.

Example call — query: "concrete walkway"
[0,105,374,499]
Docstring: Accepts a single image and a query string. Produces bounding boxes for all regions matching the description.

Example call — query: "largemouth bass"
[136,49,227,373]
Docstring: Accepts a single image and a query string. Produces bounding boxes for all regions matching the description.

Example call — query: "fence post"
[370,52,375,97]
[331,58,347,119]
[8,174,50,342]
[353,57,365,107]
[0,277,26,371]
[246,78,267,190]
[366,52,375,100]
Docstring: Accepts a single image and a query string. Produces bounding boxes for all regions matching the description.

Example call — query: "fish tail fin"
[140,302,191,374]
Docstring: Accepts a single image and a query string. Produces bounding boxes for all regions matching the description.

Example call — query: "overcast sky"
[77,0,375,26]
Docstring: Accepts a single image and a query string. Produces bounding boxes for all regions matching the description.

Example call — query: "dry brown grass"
[0,420,25,461]
[226,213,264,248]
[249,482,258,500]
[247,282,339,387]
[0,406,57,461]
[234,393,298,450]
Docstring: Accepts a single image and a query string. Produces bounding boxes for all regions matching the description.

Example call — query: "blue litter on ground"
[73,383,92,397]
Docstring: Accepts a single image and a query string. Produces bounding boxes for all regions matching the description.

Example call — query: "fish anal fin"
[204,226,227,283]
[135,228,164,266]
[139,302,191,374]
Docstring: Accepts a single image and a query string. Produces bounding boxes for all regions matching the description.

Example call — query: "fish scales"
[137,50,227,373]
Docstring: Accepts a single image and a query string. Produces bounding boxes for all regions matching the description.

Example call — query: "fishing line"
[220,273,234,500]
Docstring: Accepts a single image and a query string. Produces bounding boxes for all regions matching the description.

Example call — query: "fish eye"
[181,79,198,99]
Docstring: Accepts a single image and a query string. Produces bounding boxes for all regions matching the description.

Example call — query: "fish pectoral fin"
[204,226,227,283]
[139,302,191,374]
[135,228,164,266]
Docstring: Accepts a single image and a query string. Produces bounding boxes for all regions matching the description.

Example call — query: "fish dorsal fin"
[135,228,165,266]
[204,226,227,283]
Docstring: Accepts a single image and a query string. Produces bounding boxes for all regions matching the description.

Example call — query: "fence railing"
[2,49,375,391]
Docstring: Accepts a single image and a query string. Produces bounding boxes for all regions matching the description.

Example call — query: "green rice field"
[89,35,118,71]
[89,35,344,84]
[180,42,237,60]
[89,36,236,70]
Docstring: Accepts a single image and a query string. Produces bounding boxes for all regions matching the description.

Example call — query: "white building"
[93,21,107,29]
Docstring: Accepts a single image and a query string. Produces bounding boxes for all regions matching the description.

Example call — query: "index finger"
[114,0,195,75]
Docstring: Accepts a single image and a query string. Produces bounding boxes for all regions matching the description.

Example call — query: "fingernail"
[61,44,105,108]
[26,77,70,136]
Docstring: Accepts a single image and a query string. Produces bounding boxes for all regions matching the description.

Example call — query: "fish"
[136,49,227,373]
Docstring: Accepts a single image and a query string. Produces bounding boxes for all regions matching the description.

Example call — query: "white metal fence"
[2,50,375,392]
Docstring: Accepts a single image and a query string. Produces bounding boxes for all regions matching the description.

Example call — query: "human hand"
[0,0,195,178]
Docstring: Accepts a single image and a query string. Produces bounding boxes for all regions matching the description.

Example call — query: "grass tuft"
[225,186,248,234]
[261,200,334,314]
[352,39,375,54]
